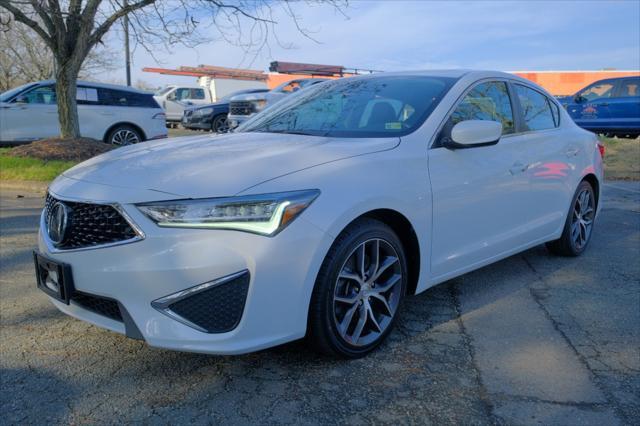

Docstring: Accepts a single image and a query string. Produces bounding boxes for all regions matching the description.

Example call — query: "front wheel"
[211,114,230,133]
[308,218,407,358]
[546,181,596,256]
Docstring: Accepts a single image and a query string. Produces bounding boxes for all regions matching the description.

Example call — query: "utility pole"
[124,0,131,86]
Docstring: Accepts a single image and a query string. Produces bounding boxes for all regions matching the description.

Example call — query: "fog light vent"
[152,270,250,333]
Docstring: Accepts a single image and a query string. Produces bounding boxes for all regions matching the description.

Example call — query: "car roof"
[36,79,153,95]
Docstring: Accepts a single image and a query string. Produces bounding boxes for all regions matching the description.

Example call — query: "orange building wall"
[513,71,640,96]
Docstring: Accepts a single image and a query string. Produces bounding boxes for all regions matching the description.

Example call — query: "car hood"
[60,132,399,199]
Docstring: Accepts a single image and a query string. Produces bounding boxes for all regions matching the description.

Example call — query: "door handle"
[509,161,528,175]
[99,112,115,116]
[565,147,580,157]
[599,102,609,106]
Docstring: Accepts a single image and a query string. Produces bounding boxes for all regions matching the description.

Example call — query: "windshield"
[237,76,456,138]
[154,86,174,96]
[0,82,37,102]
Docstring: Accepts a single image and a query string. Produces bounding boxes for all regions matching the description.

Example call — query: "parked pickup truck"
[154,82,268,125]
[227,78,328,128]
[557,76,639,138]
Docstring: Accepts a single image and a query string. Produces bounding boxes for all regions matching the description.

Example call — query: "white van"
[0,80,167,145]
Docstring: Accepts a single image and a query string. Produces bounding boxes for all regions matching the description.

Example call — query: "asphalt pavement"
[1,181,638,425]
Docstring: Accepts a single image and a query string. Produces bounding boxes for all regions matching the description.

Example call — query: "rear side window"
[514,84,556,131]
[76,87,99,104]
[98,89,158,108]
[191,88,205,100]
[450,81,515,135]
[617,79,639,98]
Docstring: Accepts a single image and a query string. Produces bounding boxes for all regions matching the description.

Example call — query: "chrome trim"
[151,270,250,333]
[41,192,145,253]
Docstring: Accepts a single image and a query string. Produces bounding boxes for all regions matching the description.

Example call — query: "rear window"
[238,76,456,138]
[514,84,556,131]
[98,88,159,108]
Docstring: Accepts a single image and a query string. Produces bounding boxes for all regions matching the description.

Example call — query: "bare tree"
[0,20,118,92]
[0,1,346,139]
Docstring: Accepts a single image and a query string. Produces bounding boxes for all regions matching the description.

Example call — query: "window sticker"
[385,122,402,130]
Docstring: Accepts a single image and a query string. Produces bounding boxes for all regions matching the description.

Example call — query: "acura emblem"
[47,202,69,245]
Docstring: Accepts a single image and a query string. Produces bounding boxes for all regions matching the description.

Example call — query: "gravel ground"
[1,181,638,425]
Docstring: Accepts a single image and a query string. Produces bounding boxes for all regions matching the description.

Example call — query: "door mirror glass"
[167,91,176,101]
[14,95,28,104]
[449,120,502,148]
[574,95,586,104]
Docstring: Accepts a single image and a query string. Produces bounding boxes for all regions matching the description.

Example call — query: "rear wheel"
[546,181,596,256]
[107,125,142,146]
[211,114,230,133]
[308,218,407,358]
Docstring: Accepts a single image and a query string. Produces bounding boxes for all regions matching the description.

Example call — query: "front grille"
[45,194,139,250]
[229,101,254,116]
[71,291,123,321]
[163,272,250,333]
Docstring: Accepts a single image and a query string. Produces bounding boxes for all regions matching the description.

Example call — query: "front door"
[567,80,614,131]
[429,80,532,279]
[0,85,59,141]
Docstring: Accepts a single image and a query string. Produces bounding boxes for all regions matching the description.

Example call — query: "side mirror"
[446,120,502,149]
[14,95,28,104]
[574,95,586,104]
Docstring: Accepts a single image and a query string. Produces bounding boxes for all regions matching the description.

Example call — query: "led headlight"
[136,190,320,236]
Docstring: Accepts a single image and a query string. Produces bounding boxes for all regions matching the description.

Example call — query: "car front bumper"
[37,186,332,355]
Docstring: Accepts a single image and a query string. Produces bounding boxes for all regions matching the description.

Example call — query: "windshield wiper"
[255,129,316,136]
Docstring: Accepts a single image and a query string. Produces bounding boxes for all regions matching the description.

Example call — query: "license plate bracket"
[33,251,74,304]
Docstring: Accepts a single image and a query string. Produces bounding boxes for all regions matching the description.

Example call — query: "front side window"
[175,88,192,101]
[578,82,614,101]
[617,79,639,98]
[514,84,556,131]
[15,85,56,104]
[450,81,515,135]
[237,76,456,138]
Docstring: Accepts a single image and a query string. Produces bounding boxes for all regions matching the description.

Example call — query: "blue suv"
[558,76,639,138]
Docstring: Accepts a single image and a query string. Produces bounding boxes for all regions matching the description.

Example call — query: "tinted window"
[618,79,639,98]
[238,76,456,138]
[579,81,614,101]
[514,84,556,131]
[16,85,56,104]
[450,81,514,134]
[98,88,158,108]
[191,88,205,100]
[76,86,99,104]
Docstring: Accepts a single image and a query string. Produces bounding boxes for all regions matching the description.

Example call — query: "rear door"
[608,78,640,132]
[77,86,107,140]
[429,80,534,278]
[512,83,573,238]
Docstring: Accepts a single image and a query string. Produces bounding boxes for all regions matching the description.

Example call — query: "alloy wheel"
[332,238,403,347]
[571,188,595,250]
[111,129,140,146]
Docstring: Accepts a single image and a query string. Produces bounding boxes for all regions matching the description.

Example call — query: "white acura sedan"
[36,71,603,358]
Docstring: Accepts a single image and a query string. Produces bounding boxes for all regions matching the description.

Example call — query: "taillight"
[153,112,166,120]
[597,142,605,157]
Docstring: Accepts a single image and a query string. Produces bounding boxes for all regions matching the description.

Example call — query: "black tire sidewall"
[564,181,595,255]
[312,219,407,358]
[211,114,228,133]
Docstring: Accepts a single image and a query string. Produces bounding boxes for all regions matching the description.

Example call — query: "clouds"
[113,0,640,86]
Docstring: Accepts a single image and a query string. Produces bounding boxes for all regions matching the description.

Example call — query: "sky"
[102,0,640,88]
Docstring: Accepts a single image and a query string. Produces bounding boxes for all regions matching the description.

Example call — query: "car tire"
[211,114,230,133]
[308,218,407,358]
[106,125,143,146]
[546,180,596,256]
